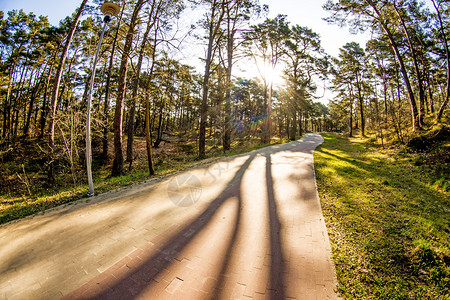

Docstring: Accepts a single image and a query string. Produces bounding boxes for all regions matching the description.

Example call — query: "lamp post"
[86,2,120,196]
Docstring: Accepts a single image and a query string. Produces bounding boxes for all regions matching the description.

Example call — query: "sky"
[263,0,370,57]
[0,0,370,57]
[0,0,82,25]
[0,0,371,102]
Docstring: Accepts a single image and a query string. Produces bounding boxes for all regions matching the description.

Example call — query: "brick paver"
[0,133,338,299]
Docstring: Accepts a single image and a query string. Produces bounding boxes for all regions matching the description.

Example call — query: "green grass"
[315,133,450,299]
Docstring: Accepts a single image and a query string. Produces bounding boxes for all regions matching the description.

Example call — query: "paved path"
[0,133,338,300]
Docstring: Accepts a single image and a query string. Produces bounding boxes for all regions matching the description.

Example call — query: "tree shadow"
[316,147,371,169]
[84,153,257,299]
[1,134,330,300]
[211,151,288,299]
[265,152,286,299]
[62,134,326,299]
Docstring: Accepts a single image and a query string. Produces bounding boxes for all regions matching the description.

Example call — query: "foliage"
[325,0,450,137]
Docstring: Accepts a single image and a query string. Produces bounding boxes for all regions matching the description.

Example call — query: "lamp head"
[100,2,120,17]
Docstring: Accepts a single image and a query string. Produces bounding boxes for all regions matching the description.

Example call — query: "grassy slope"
[315,133,450,299]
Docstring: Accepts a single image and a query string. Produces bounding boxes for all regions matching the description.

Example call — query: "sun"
[237,57,285,87]
[255,59,284,87]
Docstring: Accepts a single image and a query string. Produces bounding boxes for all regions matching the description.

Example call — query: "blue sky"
[0,0,370,57]
[0,0,80,25]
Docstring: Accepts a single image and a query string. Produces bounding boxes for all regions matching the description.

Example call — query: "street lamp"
[86,2,120,196]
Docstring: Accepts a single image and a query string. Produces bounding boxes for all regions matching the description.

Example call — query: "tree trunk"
[144,16,160,176]
[2,68,14,140]
[394,3,426,126]
[298,111,303,137]
[349,84,354,137]
[145,89,155,175]
[1,89,8,139]
[154,104,164,148]
[356,72,365,137]
[285,114,290,138]
[432,0,450,121]
[262,79,269,142]
[23,65,46,136]
[223,3,237,152]
[126,9,154,164]
[290,110,297,141]
[102,0,125,159]
[199,34,213,157]
[266,83,273,143]
[111,0,146,177]
[47,0,87,182]
[422,67,434,114]
[145,95,155,175]
[382,68,388,125]
[369,2,420,131]
[199,0,225,159]
[39,76,50,139]
[428,80,434,114]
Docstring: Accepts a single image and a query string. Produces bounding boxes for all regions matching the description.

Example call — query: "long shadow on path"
[64,135,325,299]
[265,152,286,299]
[68,153,257,299]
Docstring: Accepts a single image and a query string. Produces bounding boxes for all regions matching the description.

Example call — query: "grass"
[0,135,289,225]
[314,133,450,299]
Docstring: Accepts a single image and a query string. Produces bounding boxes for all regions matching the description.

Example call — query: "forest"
[1,0,449,221]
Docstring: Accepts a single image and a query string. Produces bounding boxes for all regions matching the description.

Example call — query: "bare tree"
[199,0,226,159]
[111,0,147,177]
[47,0,88,182]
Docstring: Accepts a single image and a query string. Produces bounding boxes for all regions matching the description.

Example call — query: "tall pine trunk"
[223,2,237,152]
[369,3,420,131]
[349,84,354,137]
[394,3,426,126]
[111,0,146,177]
[432,0,450,122]
[47,0,88,182]
[102,0,125,159]
[23,65,46,137]
[199,0,225,159]
[356,72,365,137]
[290,110,297,141]
[126,9,154,164]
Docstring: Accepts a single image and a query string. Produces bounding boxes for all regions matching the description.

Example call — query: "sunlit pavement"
[0,133,338,300]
